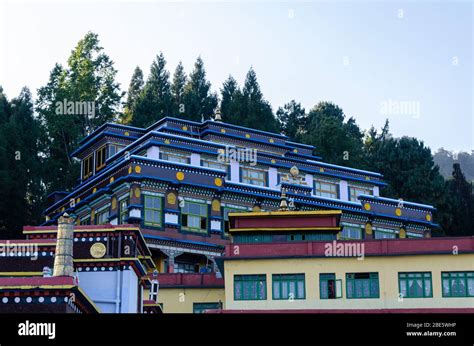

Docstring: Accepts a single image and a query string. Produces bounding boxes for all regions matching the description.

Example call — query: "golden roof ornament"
[214,108,222,122]
[290,166,299,178]
[279,189,289,211]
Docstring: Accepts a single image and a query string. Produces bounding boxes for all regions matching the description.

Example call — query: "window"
[374,228,397,239]
[320,273,342,299]
[346,273,380,299]
[144,195,162,227]
[233,233,272,243]
[95,209,109,225]
[96,145,107,171]
[119,198,129,224]
[149,280,159,302]
[287,233,335,241]
[314,180,339,199]
[442,272,474,297]
[234,275,267,301]
[272,274,305,300]
[193,302,221,314]
[201,158,229,177]
[108,144,124,158]
[160,151,190,164]
[174,262,198,273]
[83,154,93,179]
[181,201,208,233]
[240,167,267,187]
[349,185,373,202]
[340,225,363,240]
[80,218,91,225]
[398,272,432,298]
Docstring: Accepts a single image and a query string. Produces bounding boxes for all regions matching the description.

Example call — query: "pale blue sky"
[0,0,472,152]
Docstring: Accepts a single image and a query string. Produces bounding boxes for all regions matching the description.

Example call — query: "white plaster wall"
[211,220,222,231]
[268,167,278,189]
[165,213,178,225]
[146,146,160,159]
[120,269,139,313]
[230,160,239,183]
[190,153,200,167]
[339,180,349,201]
[373,186,380,197]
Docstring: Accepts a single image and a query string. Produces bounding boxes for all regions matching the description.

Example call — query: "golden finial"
[279,189,288,211]
[214,108,222,122]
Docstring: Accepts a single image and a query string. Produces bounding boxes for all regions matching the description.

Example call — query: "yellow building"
[213,210,474,313]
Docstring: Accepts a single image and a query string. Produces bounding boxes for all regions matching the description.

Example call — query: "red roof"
[224,236,474,258]
[0,276,75,287]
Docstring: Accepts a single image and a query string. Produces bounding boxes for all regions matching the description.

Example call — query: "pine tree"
[36,32,122,193]
[240,68,279,132]
[0,88,44,237]
[182,57,218,122]
[220,75,240,124]
[445,163,474,236]
[132,52,173,127]
[121,66,144,124]
[276,100,306,141]
[302,101,365,166]
[171,61,187,117]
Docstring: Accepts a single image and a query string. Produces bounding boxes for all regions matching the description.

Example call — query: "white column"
[147,146,160,159]
[339,180,348,201]
[373,186,379,197]
[305,174,313,192]
[268,167,278,189]
[230,160,240,183]
[190,153,201,167]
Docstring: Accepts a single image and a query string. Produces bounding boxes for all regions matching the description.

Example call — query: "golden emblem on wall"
[134,165,141,174]
[134,187,141,198]
[395,208,402,217]
[214,178,223,187]
[167,192,177,205]
[90,242,106,259]
[176,172,185,181]
[111,197,117,210]
[212,199,221,212]
[364,203,371,211]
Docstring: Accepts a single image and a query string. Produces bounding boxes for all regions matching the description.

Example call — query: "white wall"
[78,268,139,313]
[146,146,160,159]
[339,180,348,201]
[190,153,201,167]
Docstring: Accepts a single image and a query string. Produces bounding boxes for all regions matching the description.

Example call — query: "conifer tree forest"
[1,32,472,238]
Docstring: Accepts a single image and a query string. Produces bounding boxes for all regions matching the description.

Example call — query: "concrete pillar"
[53,213,75,277]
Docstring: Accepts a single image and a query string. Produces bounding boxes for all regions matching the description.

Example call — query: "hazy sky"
[0,0,472,152]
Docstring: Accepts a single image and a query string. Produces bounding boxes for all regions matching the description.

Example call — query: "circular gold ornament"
[364,203,371,211]
[214,178,223,187]
[176,172,185,181]
[134,165,141,174]
[90,242,106,259]
[395,208,402,216]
